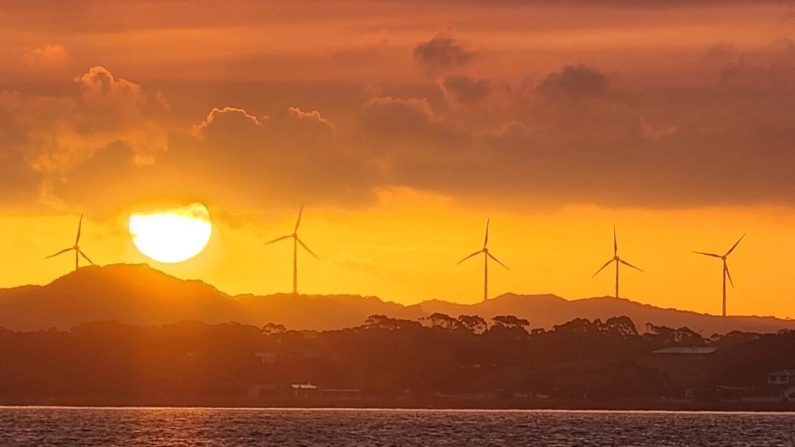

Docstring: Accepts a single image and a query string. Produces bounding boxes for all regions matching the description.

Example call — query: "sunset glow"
[0,0,792,317]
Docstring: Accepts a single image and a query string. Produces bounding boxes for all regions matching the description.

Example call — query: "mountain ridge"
[0,264,792,334]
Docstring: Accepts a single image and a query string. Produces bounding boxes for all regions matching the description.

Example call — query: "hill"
[0,264,422,331]
[0,264,792,334]
[421,293,795,335]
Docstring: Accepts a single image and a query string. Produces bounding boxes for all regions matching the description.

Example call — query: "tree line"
[0,314,791,405]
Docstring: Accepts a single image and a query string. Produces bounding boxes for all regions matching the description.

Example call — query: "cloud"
[439,75,492,104]
[175,104,378,207]
[32,67,168,174]
[4,38,795,215]
[361,97,437,135]
[719,38,795,90]
[0,66,169,209]
[25,44,68,69]
[413,33,476,74]
[191,106,266,139]
[287,106,336,132]
[351,57,795,208]
[535,64,610,101]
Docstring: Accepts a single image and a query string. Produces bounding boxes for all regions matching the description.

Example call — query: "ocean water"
[0,407,794,446]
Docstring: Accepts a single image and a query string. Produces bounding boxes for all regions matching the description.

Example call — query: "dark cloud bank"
[2,38,795,213]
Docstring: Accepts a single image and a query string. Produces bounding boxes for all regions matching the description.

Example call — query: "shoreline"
[2,398,794,412]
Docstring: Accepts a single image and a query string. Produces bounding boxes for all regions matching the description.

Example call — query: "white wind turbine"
[265,205,318,295]
[457,218,509,303]
[46,215,95,272]
[694,234,744,317]
[593,226,642,299]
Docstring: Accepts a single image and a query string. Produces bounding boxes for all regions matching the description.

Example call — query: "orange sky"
[1,1,795,317]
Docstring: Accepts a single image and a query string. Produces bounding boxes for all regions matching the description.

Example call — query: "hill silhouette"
[0,264,792,334]
[422,294,795,336]
[0,264,422,331]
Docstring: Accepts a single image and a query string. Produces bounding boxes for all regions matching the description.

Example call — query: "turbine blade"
[483,218,490,248]
[593,259,614,277]
[75,214,83,245]
[725,263,735,288]
[725,234,745,257]
[613,226,618,256]
[45,248,73,259]
[296,237,318,259]
[619,258,643,272]
[294,204,304,233]
[78,250,94,265]
[457,250,482,265]
[487,252,509,270]
[694,251,722,259]
[264,235,292,245]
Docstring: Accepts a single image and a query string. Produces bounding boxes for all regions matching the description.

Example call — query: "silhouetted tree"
[673,326,705,345]
[364,314,422,331]
[492,315,530,330]
[262,323,287,335]
[644,323,704,346]
[488,315,530,338]
[601,316,638,338]
[553,318,600,336]
[644,323,675,344]
[425,313,460,330]
[711,331,759,349]
[457,315,488,334]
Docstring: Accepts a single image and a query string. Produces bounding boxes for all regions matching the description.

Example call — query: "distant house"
[741,385,795,403]
[727,370,795,402]
[767,370,795,386]
[652,347,717,355]
[291,382,318,397]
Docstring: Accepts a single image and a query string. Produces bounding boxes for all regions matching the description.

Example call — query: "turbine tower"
[694,234,744,318]
[457,218,509,303]
[265,205,318,295]
[46,215,94,272]
[593,226,642,299]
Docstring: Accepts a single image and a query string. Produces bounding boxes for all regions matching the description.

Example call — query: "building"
[291,382,318,398]
[767,370,795,386]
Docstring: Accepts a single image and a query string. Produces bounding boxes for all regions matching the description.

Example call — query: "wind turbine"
[457,218,508,303]
[694,234,744,317]
[593,226,642,299]
[265,205,318,295]
[45,215,94,272]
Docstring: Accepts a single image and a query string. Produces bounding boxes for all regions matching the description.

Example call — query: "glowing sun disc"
[129,203,212,263]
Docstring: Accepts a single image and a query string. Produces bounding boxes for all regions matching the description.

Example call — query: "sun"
[129,202,212,263]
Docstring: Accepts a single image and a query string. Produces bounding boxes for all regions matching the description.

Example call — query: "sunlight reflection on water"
[0,407,794,446]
